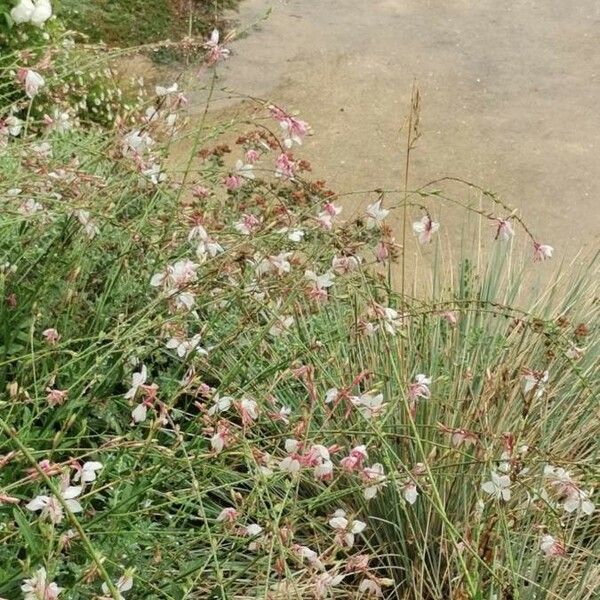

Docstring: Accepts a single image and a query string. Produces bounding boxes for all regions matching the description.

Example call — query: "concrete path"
[196,0,600,261]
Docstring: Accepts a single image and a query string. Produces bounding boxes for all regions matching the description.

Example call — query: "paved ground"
[193,0,599,264]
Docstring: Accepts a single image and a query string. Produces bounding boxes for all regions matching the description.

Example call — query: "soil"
[189,0,599,272]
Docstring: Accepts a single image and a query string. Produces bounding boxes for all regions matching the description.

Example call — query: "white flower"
[481,471,511,501]
[379,306,405,335]
[150,260,198,289]
[246,523,263,536]
[124,365,147,400]
[363,463,387,500]
[131,403,147,424]
[30,0,52,26]
[402,481,419,505]
[314,572,344,598]
[294,544,325,570]
[305,270,335,289]
[269,314,294,337]
[74,209,100,239]
[143,163,166,185]
[166,334,206,358]
[21,567,62,600]
[563,489,595,515]
[73,461,103,483]
[101,570,134,600]
[11,0,36,24]
[285,438,299,453]
[19,199,43,216]
[534,243,554,261]
[324,388,339,404]
[12,0,52,27]
[365,200,389,229]
[48,108,72,133]
[288,229,305,242]
[21,69,45,98]
[26,485,83,524]
[6,115,23,136]
[155,83,178,96]
[522,369,548,398]
[235,159,255,180]
[210,431,225,453]
[279,455,301,474]
[412,215,440,244]
[255,252,293,277]
[358,579,383,597]
[207,394,232,416]
[122,130,154,156]
[328,509,366,548]
[350,392,386,419]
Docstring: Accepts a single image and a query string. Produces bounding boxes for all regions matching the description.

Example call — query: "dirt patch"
[187,0,599,274]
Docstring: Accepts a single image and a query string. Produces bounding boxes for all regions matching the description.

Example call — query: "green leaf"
[13,507,42,557]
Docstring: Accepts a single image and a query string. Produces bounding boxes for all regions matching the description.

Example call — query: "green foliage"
[0,8,597,599]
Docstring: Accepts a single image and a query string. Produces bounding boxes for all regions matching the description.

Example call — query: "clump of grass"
[0,17,598,600]
[59,0,241,61]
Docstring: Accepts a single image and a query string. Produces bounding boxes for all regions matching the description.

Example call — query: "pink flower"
[438,424,478,448]
[46,387,68,407]
[244,149,260,163]
[495,218,515,241]
[332,255,361,274]
[234,213,261,235]
[42,328,60,345]
[322,201,342,217]
[269,105,309,147]
[412,215,440,244]
[239,397,259,426]
[150,260,198,290]
[408,374,431,402]
[210,423,231,453]
[441,311,457,326]
[314,572,344,598]
[224,174,242,190]
[340,445,368,472]
[540,534,566,558]
[217,507,239,523]
[0,493,20,504]
[204,29,230,65]
[192,185,210,198]
[375,241,389,263]
[275,153,296,179]
[26,459,61,480]
[533,242,553,261]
